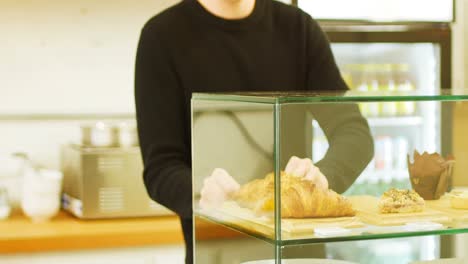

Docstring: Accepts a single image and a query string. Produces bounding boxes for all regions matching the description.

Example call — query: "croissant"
[233,172,355,218]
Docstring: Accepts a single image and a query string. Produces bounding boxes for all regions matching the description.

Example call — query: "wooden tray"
[199,201,364,239]
[426,196,468,227]
[348,195,452,226]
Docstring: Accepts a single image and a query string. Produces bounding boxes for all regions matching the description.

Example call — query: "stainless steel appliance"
[61,144,172,219]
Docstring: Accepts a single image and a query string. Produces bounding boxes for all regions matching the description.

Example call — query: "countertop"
[0,210,240,254]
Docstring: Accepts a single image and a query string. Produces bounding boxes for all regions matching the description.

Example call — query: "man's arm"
[135,23,192,218]
[305,16,374,193]
[313,104,374,193]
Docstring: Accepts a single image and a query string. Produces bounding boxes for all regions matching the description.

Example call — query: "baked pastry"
[448,190,468,209]
[233,172,355,218]
[378,188,425,214]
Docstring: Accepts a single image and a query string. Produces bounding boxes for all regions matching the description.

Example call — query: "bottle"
[394,64,416,116]
[356,64,380,117]
[380,64,398,116]
[354,64,370,116]
[367,64,381,117]
[393,137,409,171]
[393,137,411,189]
[375,135,393,194]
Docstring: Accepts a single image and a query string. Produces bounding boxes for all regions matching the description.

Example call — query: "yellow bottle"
[394,64,416,116]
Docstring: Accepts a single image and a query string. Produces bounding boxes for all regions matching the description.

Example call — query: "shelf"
[196,213,468,246]
[195,195,468,247]
[280,227,468,246]
[367,116,423,126]
[0,210,242,254]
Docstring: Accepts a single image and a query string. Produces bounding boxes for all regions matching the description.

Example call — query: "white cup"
[118,122,138,147]
[21,168,63,222]
[81,122,119,147]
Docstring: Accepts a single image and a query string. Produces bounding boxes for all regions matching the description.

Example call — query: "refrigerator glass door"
[313,42,441,195]
[298,0,453,22]
[316,42,442,264]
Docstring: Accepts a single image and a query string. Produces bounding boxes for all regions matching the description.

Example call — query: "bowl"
[21,168,63,222]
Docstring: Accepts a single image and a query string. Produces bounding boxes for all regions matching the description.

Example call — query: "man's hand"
[284,156,329,190]
[199,168,240,209]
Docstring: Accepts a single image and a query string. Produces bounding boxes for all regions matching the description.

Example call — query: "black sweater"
[135,0,373,263]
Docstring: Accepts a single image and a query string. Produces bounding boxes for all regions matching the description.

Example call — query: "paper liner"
[407,151,455,200]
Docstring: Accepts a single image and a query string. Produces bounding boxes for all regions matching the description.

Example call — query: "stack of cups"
[118,122,139,148]
[21,167,63,222]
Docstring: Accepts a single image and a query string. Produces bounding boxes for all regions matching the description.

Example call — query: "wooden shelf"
[0,210,241,254]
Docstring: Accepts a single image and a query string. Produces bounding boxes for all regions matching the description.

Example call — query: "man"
[135,0,373,263]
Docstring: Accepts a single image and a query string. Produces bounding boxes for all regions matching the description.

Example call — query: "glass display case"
[192,90,468,264]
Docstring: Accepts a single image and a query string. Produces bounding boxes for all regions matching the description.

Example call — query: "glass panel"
[192,89,468,104]
[194,216,275,264]
[192,94,468,253]
[192,99,276,241]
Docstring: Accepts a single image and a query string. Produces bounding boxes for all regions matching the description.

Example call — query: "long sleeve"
[305,16,374,193]
[313,103,374,193]
[305,16,347,93]
[134,23,192,219]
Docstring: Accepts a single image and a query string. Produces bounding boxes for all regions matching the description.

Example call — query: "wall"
[0,0,180,170]
[1,0,178,114]
[0,0,182,261]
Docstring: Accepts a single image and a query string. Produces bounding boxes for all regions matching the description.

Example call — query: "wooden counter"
[0,210,240,254]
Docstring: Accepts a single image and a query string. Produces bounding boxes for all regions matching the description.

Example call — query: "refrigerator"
[292,0,455,263]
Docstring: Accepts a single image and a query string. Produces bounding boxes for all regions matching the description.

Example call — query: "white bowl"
[21,195,60,222]
[21,168,63,222]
